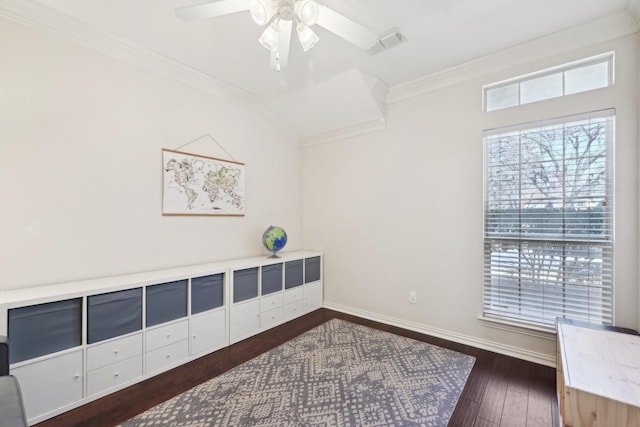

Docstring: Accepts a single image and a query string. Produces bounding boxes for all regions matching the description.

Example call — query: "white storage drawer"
[284,288,303,305]
[87,355,143,396]
[87,333,143,371]
[260,292,283,313]
[145,319,189,352]
[11,349,83,422]
[190,309,227,356]
[284,300,305,319]
[260,306,284,330]
[145,340,189,374]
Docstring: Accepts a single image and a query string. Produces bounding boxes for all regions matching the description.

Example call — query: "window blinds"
[483,109,614,328]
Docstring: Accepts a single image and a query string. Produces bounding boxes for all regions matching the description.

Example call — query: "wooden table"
[557,322,640,426]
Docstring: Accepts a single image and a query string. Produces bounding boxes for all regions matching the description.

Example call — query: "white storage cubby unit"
[0,251,321,425]
[229,252,323,344]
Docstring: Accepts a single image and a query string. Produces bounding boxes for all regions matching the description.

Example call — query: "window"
[483,110,614,329]
[484,53,613,112]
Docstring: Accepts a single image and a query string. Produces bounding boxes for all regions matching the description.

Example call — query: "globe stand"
[267,251,281,259]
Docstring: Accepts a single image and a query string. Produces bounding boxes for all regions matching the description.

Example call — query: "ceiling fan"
[175,0,381,71]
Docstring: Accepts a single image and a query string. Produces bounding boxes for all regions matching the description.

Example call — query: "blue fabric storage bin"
[261,264,283,296]
[8,298,82,363]
[146,279,187,327]
[305,257,321,283]
[88,288,142,344]
[191,274,224,314]
[285,260,303,289]
[233,268,258,303]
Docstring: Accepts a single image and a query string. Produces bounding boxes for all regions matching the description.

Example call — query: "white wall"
[637,31,640,332]
[0,17,302,289]
[303,33,639,364]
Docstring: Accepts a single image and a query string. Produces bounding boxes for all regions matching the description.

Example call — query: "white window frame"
[482,109,615,330]
[483,52,614,112]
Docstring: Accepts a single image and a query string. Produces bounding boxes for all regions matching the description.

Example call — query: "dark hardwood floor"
[34,309,559,427]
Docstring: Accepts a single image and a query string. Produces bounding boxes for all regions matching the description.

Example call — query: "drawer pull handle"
[114,372,119,377]
[166,334,171,339]
[114,349,119,355]
[166,354,171,359]
[74,374,80,380]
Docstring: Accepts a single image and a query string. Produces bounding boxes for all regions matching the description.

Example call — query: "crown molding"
[299,117,386,147]
[387,11,640,105]
[0,0,268,113]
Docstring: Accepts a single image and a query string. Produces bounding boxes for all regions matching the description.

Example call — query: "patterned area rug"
[119,319,475,426]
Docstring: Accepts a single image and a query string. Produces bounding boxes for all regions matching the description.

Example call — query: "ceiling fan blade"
[270,19,292,70]
[175,0,251,21]
[315,5,379,51]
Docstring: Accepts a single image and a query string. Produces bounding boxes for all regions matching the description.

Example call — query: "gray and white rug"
[120,319,475,426]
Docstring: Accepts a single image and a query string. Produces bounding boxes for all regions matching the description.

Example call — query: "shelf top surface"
[558,322,640,407]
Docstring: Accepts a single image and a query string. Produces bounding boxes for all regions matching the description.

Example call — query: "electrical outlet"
[409,291,417,304]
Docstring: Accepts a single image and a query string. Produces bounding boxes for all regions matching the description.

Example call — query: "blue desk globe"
[262,225,287,258]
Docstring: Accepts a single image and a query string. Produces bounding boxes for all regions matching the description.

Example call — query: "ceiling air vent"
[368,31,406,55]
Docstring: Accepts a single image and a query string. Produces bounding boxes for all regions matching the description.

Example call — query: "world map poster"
[162,149,245,216]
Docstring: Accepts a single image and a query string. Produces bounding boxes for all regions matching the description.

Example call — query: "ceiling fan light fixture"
[259,22,280,51]
[296,22,319,52]
[294,0,319,26]
[250,0,276,26]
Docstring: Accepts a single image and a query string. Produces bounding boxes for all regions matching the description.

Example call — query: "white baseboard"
[323,302,556,368]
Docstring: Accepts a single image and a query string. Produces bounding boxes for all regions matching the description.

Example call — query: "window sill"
[478,315,557,341]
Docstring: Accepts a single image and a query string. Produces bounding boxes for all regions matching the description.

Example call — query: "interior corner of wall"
[262,105,302,145]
